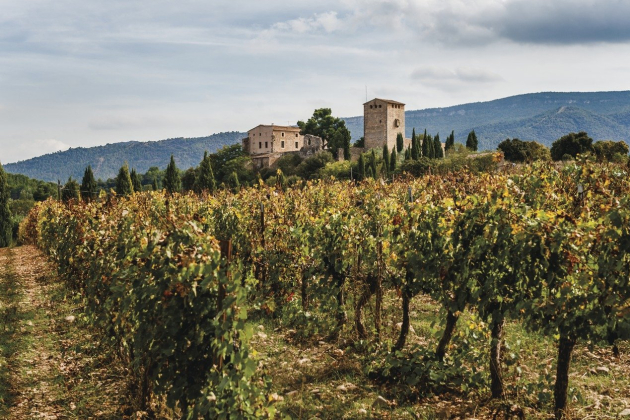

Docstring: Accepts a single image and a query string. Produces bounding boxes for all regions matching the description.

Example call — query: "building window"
[370,105,373,109]
[295,141,299,148]
[281,132,285,137]
[259,142,262,148]
[281,141,285,148]
[379,105,382,108]
[295,133,298,137]
[265,142,268,148]
[308,138,311,145]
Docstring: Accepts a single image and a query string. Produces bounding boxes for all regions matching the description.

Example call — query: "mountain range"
[5,91,630,182]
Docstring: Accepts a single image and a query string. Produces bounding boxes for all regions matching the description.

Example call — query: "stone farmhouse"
[242,98,441,168]
[242,125,323,169]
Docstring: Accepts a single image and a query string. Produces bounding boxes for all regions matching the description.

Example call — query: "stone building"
[364,98,406,151]
[242,124,323,169]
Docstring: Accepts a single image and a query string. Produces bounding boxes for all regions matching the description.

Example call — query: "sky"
[2,0,630,163]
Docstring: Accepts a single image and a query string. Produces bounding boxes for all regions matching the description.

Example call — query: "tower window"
[259,142,262,148]
[281,141,285,148]
[265,142,268,148]
[295,141,299,148]
[379,105,382,108]
[281,132,285,137]
[308,138,311,145]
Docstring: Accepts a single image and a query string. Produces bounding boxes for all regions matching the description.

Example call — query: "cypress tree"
[370,150,377,178]
[115,163,134,196]
[0,162,12,247]
[405,147,411,160]
[62,177,80,202]
[164,155,181,194]
[130,168,142,193]
[466,130,478,151]
[445,130,455,152]
[382,144,390,176]
[366,166,374,179]
[196,151,216,194]
[411,134,418,160]
[410,128,416,152]
[421,129,428,157]
[152,177,159,191]
[81,165,97,202]
[358,154,366,180]
[396,133,404,153]
[390,149,397,172]
[434,134,444,158]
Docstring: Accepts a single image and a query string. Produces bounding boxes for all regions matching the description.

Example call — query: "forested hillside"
[5,132,245,182]
[343,91,630,149]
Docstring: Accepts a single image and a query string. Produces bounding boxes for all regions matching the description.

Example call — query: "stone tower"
[363,98,405,151]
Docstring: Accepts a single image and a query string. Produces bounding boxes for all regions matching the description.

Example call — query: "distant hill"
[6,91,630,182]
[343,91,630,150]
[5,132,245,182]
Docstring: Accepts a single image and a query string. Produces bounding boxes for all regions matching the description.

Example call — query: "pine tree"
[196,151,216,194]
[396,133,404,153]
[62,177,81,202]
[81,165,97,202]
[130,168,142,193]
[466,130,478,151]
[434,134,444,158]
[358,154,366,180]
[115,163,134,196]
[445,130,455,152]
[422,129,429,157]
[164,155,181,194]
[0,162,12,247]
[390,149,397,172]
[382,144,390,176]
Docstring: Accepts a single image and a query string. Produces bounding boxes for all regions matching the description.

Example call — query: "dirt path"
[0,246,126,420]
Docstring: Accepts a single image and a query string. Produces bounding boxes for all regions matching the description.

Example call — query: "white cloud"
[412,66,503,83]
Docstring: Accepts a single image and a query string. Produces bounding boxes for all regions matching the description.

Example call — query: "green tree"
[445,130,455,152]
[115,163,134,196]
[382,144,390,176]
[466,130,478,151]
[422,129,430,157]
[130,168,143,193]
[164,155,182,194]
[433,134,443,158]
[62,177,80,202]
[152,177,159,191]
[411,135,420,160]
[181,168,197,192]
[196,151,217,193]
[550,132,593,161]
[297,108,352,159]
[397,132,404,153]
[80,165,98,201]
[358,154,366,180]
[390,149,397,172]
[0,162,12,247]
[354,137,365,148]
[593,140,629,162]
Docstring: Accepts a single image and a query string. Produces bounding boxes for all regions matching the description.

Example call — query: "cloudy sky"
[2,0,630,163]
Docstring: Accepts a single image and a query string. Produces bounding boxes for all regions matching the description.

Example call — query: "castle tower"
[363,98,405,151]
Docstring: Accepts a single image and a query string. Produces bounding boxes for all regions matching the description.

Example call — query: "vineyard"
[20,158,630,419]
